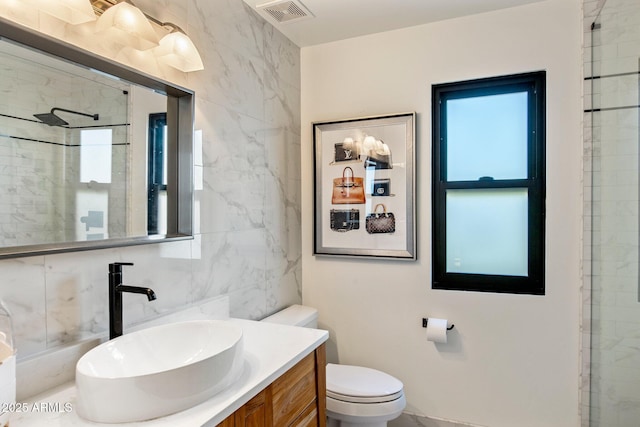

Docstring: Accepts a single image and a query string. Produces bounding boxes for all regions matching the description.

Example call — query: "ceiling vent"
[256,0,313,25]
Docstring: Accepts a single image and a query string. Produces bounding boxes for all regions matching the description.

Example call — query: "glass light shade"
[95,2,160,51]
[22,0,96,24]
[155,31,204,72]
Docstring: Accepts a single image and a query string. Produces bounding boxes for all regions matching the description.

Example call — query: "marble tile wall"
[0,0,301,364]
[583,0,640,425]
[0,53,67,247]
[0,135,60,246]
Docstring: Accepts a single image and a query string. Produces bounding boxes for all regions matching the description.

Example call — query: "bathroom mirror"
[0,17,194,259]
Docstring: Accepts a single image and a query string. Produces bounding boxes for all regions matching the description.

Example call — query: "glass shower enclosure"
[588,0,640,425]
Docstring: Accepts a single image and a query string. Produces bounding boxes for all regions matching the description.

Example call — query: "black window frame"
[147,112,167,235]
[432,71,546,295]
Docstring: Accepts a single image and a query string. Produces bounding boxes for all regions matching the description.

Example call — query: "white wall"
[301,0,583,426]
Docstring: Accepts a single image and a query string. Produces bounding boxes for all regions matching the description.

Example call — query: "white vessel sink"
[75,320,244,423]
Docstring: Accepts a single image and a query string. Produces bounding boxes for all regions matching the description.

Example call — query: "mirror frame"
[0,17,194,259]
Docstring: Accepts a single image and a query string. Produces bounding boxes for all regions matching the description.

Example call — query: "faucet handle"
[109,262,134,273]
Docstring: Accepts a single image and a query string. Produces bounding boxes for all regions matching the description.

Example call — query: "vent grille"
[256,0,313,24]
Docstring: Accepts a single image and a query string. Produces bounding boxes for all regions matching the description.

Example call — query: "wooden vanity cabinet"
[218,344,326,427]
[233,388,273,427]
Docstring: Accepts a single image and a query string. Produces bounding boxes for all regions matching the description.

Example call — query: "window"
[432,72,545,295]
[80,129,113,183]
[147,113,167,235]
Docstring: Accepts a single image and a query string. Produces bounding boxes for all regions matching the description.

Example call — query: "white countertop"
[10,319,329,427]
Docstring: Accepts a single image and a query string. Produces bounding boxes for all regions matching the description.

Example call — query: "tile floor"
[390,414,448,427]
[389,413,482,427]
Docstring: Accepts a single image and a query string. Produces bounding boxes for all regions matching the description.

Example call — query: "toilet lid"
[326,363,404,402]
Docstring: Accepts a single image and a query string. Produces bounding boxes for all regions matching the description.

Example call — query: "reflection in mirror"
[0,18,193,258]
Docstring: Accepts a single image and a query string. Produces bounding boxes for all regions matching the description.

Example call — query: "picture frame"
[313,112,416,260]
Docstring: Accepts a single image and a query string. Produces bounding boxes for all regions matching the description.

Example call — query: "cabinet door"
[271,352,316,426]
[217,414,235,427]
[290,401,318,427]
[272,344,326,427]
[216,344,326,427]
[235,388,273,427]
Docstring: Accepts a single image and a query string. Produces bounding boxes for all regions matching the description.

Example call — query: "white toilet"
[262,305,406,427]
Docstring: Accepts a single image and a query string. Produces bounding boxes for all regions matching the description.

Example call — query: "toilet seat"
[327,389,404,404]
[326,363,404,404]
[326,393,407,422]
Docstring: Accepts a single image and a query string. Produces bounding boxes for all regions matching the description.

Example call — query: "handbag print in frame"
[366,204,396,234]
[331,166,366,205]
[313,112,416,259]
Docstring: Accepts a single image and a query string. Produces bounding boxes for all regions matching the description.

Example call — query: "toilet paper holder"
[422,318,454,330]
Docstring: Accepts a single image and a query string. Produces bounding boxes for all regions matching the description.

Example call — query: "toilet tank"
[261,305,318,328]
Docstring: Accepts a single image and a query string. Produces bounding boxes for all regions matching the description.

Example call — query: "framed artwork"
[312,112,416,260]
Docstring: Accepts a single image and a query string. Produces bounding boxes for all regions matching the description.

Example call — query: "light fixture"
[13,0,204,72]
[154,26,204,72]
[94,1,159,50]
[22,0,96,24]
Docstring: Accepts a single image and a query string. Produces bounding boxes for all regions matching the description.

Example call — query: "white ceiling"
[242,0,545,47]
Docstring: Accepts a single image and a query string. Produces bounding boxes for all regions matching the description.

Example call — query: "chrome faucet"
[108,262,157,339]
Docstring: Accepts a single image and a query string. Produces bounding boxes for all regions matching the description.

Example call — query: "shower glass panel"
[0,43,129,246]
[589,0,640,425]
